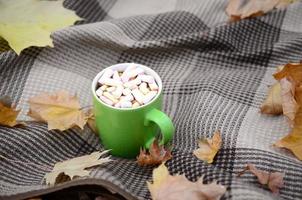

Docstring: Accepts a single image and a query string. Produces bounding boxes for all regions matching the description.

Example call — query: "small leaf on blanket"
[137,140,172,166]
[238,163,284,194]
[193,131,222,164]
[147,163,226,200]
[260,82,283,115]
[44,151,111,185]
[0,0,81,54]
[28,90,89,131]
[274,86,302,160]
[226,0,297,22]
[0,96,21,127]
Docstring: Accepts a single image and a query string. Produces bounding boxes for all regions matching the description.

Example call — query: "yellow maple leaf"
[28,90,88,131]
[44,151,111,185]
[260,82,283,115]
[147,163,226,200]
[0,0,81,54]
[193,131,222,164]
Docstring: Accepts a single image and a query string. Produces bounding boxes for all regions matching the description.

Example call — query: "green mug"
[91,63,175,158]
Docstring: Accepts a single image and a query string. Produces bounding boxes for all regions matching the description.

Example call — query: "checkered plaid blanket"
[1,0,302,199]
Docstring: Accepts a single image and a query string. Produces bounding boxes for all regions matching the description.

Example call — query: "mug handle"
[143,109,174,149]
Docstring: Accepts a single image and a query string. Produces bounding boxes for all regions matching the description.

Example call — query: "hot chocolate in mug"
[91,63,174,158]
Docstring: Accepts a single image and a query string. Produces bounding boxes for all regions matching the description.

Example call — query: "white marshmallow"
[114,102,121,108]
[121,64,136,83]
[106,86,116,92]
[112,85,123,99]
[138,75,154,84]
[100,85,108,91]
[127,68,144,79]
[121,94,134,102]
[103,92,119,103]
[124,64,136,74]
[143,91,157,104]
[122,88,131,96]
[139,82,150,95]
[124,77,141,89]
[95,88,103,97]
[99,78,122,87]
[121,75,130,83]
[132,102,140,108]
[99,95,114,106]
[102,69,114,79]
[120,101,132,108]
[113,70,121,82]
[149,82,159,91]
[131,89,144,104]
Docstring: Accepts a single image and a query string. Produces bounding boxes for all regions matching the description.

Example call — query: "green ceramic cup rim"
[91,63,163,111]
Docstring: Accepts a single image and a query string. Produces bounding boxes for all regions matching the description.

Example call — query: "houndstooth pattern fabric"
[1,0,302,199]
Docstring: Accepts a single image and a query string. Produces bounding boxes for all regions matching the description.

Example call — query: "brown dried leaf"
[238,163,284,194]
[274,62,302,85]
[137,140,172,166]
[148,163,226,200]
[193,131,222,164]
[260,82,283,115]
[44,151,111,185]
[272,63,302,160]
[226,0,296,22]
[0,96,20,127]
[279,78,297,123]
[28,90,88,131]
[274,86,302,160]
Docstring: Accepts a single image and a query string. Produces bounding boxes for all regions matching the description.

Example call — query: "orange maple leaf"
[137,140,172,166]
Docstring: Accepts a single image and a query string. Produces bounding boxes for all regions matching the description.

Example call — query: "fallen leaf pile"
[193,131,222,164]
[28,90,89,131]
[261,62,302,160]
[226,0,297,22]
[0,96,20,127]
[147,163,226,200]
[238,163,284,194]
[45,151,111,185]
[137,140,172,166]
[0,0,81,54]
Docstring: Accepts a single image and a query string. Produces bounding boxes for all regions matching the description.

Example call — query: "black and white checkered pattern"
[1,0,302,199]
